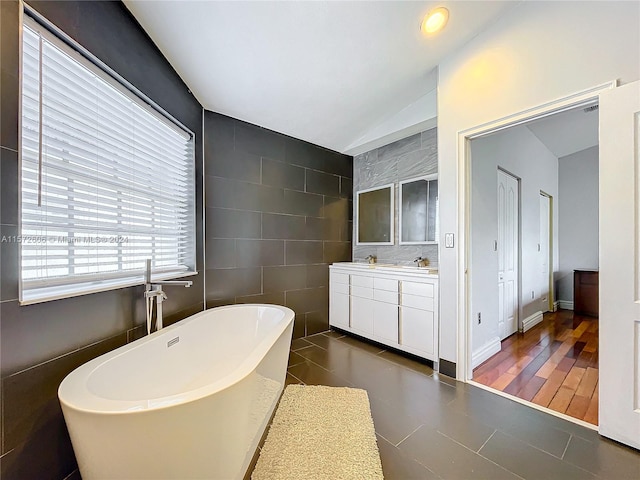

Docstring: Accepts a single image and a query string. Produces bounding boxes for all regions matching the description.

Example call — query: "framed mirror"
[399,175,438,244]
[356,184,394,245]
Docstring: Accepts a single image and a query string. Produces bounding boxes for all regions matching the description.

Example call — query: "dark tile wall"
[204,111,353,339]
[0,1,204,478]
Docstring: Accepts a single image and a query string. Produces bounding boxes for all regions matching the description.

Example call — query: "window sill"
[19,270,198,306]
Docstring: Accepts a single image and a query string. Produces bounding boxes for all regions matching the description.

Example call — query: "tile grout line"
[520,433,573,460]
[375,432,394,446]
[289,351,351,380]
[286,371,305,385]
[436,430,527,480]
[476,429,497,453]
[394,424,424,448]
[561,434,572,460]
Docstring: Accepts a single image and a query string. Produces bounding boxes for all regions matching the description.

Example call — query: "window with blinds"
[20,18,196,305]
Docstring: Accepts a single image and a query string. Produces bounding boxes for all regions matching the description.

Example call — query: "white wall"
[470,126,559,361]
[437,0,640,370]
[557,146,599,304]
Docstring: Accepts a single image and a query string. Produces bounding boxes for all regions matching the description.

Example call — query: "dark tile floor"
[284,330,640,480]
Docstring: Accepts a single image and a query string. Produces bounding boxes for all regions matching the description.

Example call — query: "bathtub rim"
[58,303,294,415]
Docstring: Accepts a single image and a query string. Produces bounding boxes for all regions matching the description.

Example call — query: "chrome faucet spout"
[144,259,192,287]
[152,280,193,287]
[413,256,429,267]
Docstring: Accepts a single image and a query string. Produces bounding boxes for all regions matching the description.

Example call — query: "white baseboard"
[558,300,574,310]
[522,311,544,333]
[472,337,501,368]
[553,301,559,312]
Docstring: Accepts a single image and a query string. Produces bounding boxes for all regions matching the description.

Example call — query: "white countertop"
[331,262,438,277]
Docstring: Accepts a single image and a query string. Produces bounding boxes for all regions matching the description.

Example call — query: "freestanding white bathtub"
[59,304,294,480]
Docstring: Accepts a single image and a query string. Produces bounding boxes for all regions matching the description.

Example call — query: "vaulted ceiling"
[123,1,519,154]
[527,106,599,159]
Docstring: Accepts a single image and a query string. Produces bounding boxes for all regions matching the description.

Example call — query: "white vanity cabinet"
[350,274,375,334]
[329,263,439,362]
[399,281,437,358]
[372,277,399,342]
[329,272,350,329]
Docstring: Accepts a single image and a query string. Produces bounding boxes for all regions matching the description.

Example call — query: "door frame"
[539,191,554,313]
[457,81,615,389]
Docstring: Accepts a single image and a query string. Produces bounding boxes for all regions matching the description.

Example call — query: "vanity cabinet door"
[373,301,399,343]
[351,295,375,334]
[330,291,350,329]
[400,306,435,356]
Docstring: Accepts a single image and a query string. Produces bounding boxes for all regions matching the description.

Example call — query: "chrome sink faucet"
[144,259,192,334]
[365,254,377,264]
[414,256,429,267]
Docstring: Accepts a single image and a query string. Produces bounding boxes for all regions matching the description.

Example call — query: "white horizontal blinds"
[20,23,195,302]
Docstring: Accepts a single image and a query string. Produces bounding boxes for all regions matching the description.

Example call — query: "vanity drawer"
[331,282,350,295]
[351,285,374,299]
[374,277,398,292]
[351,275,374,288]
[401,293,434,311]
[401,281,434,298]
[331,272,350,285]
[374,289,398,304]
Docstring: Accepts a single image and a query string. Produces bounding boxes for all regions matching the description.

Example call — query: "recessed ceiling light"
[421,7,449,34]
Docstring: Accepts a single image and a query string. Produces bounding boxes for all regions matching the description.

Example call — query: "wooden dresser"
[574,269,599,317]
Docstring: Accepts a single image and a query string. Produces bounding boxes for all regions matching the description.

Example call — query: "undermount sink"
[377,265,438,274]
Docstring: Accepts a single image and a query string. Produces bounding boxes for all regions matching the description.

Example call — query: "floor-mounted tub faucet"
[144,259,193,334]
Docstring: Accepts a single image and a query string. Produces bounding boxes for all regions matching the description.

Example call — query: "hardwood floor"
[473,309,599,425]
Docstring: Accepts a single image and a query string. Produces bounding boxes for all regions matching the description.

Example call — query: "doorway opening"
[466,99,601,426]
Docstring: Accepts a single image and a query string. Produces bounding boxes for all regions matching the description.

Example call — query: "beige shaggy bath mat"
[251,384,383,480]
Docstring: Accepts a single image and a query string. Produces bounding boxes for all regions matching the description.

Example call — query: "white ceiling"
[526,106,599,159]
[123,1,518,154]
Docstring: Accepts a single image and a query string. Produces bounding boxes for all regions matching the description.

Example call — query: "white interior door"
[599,80,640,449]
[497,169,519,339]
[539,193,551,313]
